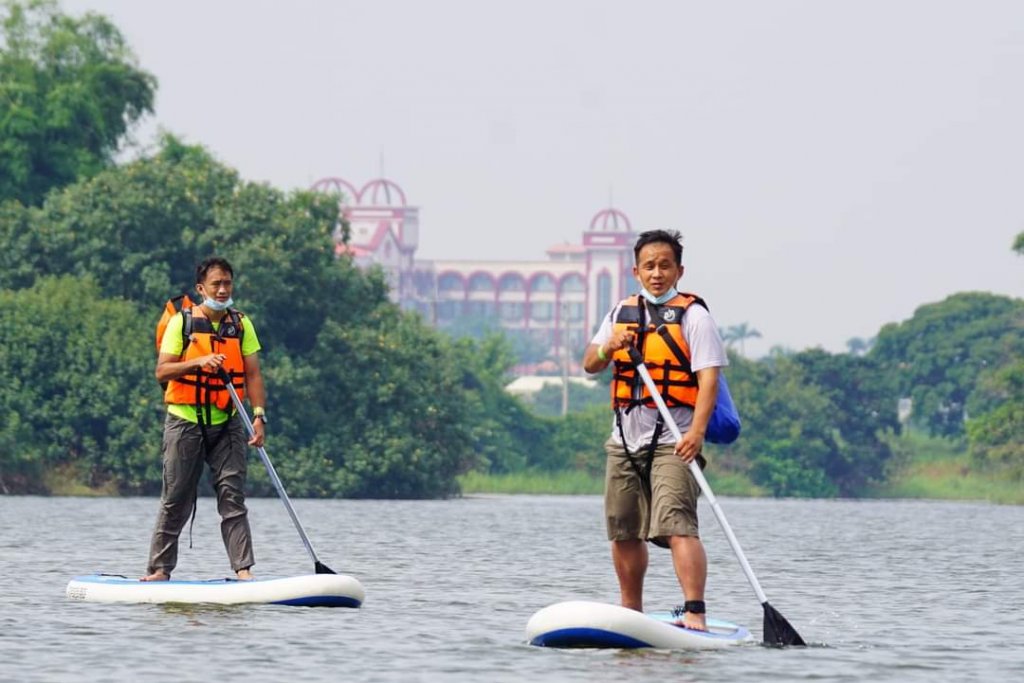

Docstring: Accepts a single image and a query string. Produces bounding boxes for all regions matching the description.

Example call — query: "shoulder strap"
[654,325,693,374]
[181,307,194,355]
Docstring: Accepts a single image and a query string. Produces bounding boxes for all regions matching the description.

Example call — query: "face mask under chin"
[640,287,678,305]
[202,296,234,311]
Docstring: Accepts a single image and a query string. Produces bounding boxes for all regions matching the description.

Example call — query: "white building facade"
[313,177,639,372]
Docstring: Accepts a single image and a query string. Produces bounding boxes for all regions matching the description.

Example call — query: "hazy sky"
[63,0,1024,357]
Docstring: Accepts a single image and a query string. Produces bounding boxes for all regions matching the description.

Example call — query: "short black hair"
[196,257,234,284]
[633,230,683,265]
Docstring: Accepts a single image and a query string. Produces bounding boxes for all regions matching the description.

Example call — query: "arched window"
[529,273,556,293]
[498,273,525,293]
[438,273,465,294]
[468,273,495,293]
[559,273,585,294]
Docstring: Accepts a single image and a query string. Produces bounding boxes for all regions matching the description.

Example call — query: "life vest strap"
[613,366,698,386]
[173,370,245,389]
[615,394,692,411]
[654,324,694,376]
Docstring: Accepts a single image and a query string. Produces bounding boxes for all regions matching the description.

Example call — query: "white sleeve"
[683,305,729,372]
[590,306,617,347]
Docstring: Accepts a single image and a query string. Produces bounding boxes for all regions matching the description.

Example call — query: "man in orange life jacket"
[142,257,267,581]
[583,229,728,631]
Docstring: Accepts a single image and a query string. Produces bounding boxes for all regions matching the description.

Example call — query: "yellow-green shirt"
[160,311,261,424]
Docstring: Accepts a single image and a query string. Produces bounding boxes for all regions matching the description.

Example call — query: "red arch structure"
[589,208,632,232]
[359,178,407,206]
[310,177,360,203]
[311,177,408,207]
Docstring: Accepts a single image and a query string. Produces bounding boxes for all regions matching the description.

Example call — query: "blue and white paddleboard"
[527,600,751,650]
[66,573,365,607]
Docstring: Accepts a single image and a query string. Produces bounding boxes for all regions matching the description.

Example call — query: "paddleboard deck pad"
[527,600,751,649]
[66,573,365,607]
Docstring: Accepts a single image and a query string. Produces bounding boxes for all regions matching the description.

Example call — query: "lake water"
[1,494,1022,682]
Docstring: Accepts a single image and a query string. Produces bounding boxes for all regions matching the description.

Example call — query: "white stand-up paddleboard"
[66,573,365,607]
[526,601,751,649]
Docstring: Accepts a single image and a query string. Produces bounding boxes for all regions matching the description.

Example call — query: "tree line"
[2,0,1021,499]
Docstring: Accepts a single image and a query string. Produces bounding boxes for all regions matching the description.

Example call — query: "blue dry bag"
[706,373,741,444]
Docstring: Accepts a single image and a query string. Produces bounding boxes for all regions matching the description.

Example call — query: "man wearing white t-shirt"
[582,229,728,632]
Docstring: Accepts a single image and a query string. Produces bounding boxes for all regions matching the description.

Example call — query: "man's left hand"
[674,432,703,464]
[249,419,265,447]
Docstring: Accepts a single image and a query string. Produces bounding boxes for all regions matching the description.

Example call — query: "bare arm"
[243,353,266,447]
[582,328,636,374]
[155,351,226,383]
[674,366,719,463]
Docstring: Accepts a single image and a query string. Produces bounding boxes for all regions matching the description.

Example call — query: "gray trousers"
[147,414,255,574]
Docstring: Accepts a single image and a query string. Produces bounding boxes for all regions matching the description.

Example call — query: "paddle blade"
[314,560,337,575]
[762,602,805,647]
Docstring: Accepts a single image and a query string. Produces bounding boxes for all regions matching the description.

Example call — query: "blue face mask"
[640,287,678,305]
[202,296,234,312]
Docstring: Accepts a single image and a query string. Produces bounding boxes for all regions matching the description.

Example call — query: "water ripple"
[1,495,1023,682]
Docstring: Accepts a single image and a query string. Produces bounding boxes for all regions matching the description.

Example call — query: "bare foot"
[140,570,170,582]
[671,605,708,631]
[681,612,707,631]
[236,568,254,581]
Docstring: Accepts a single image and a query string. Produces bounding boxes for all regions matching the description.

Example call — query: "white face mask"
[202,296,234,311]
[640,287,678,305]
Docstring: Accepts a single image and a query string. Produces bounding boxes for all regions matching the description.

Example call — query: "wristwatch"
[254,413,268,424]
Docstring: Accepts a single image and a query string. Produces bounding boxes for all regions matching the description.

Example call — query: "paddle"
[626,347,805,647]
[218,369,336,575]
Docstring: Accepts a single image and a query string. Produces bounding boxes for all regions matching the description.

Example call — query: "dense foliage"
[962,243,1024,482]
[870,292,1024,438]
[0,138,508,497]
[0,0,156,205]
[2,137,1020,497]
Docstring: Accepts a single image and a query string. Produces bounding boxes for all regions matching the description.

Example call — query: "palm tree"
[722,323,762,357]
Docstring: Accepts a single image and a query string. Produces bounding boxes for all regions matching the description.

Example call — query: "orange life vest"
[610,293,707,411]
[163,305,246,412]
[155,293,195,352]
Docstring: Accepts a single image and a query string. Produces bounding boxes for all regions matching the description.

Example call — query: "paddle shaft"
[629,359,769,605]
[219,377,332,573]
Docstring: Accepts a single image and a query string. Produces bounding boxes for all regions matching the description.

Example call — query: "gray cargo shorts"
[604,436,702,545]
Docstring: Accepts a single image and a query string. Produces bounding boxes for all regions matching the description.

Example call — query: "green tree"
[0,199,46,290]
[788,348,898,493]
[0,276,161,493]
[0,0,156,205]
[1,136,537,498]
[264,310,479,498]
[964,235,1024,478]
[718,354,839,497]
[8,135,383,352]
[966,361,1024,478]
[845,336,875,356]
[451,333,553,474]
[549,403,611,477]
[870,292,1024,438]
